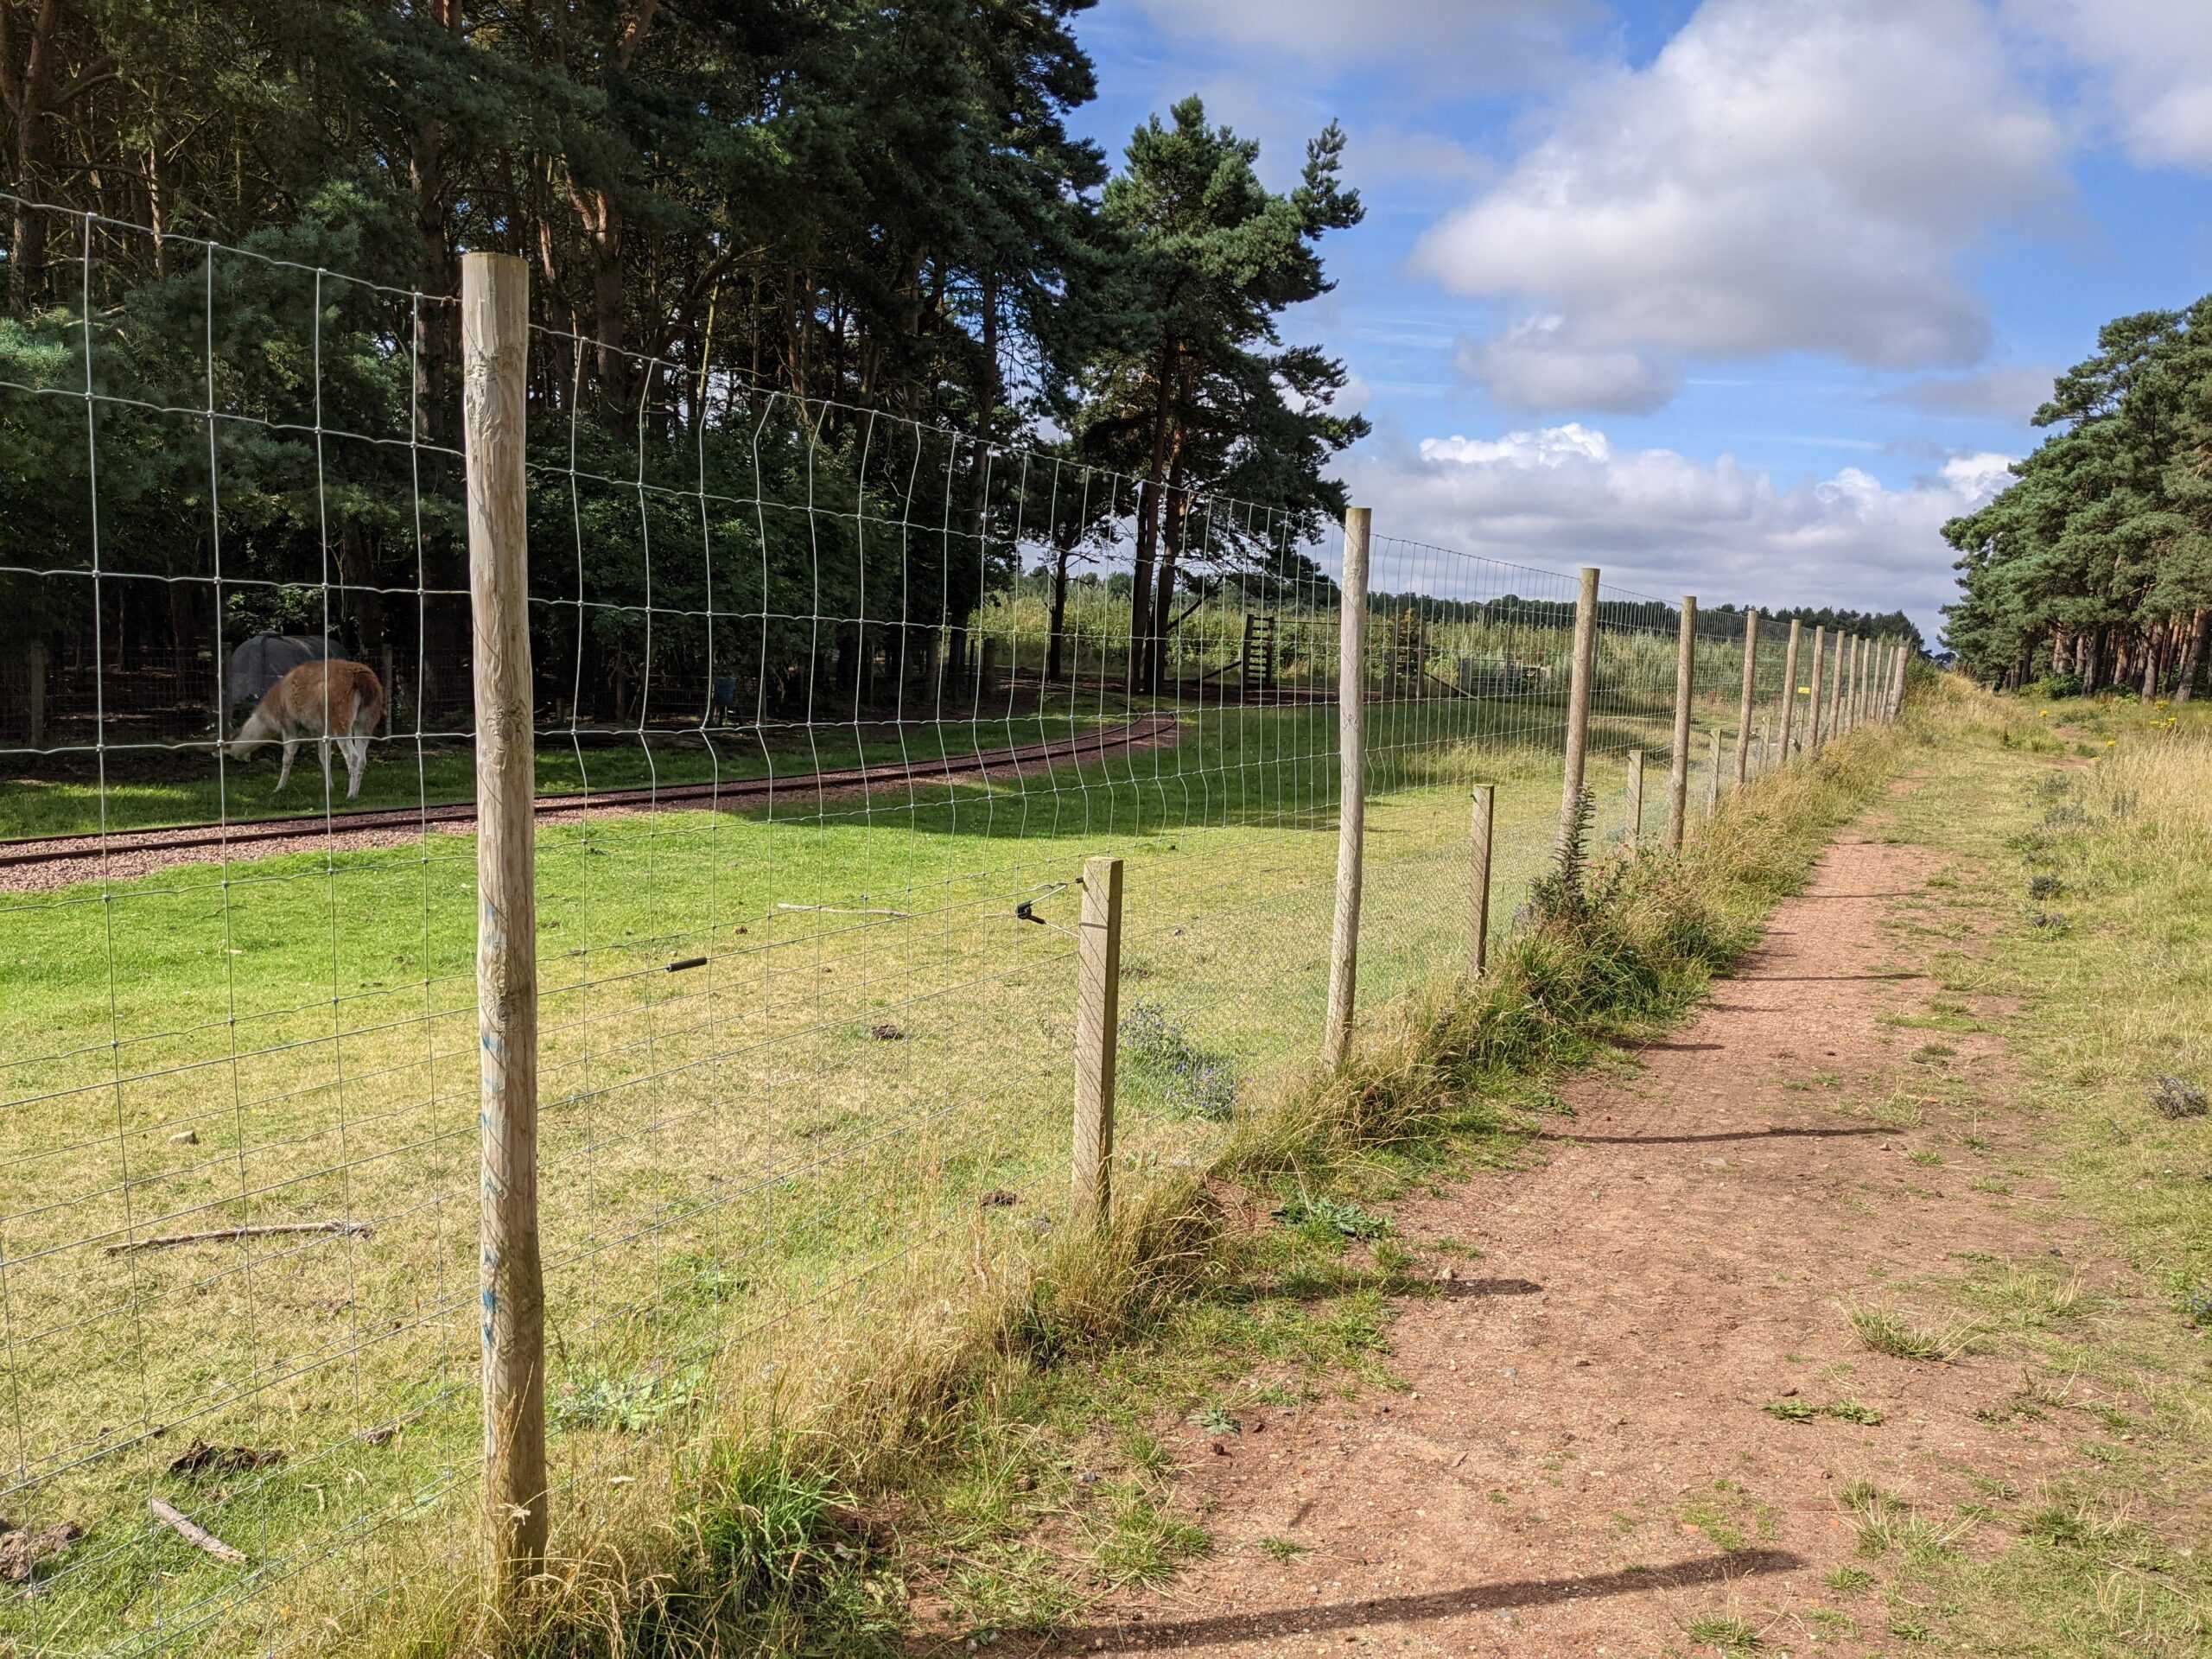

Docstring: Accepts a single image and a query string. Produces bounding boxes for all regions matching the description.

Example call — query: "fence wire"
[0,195,1896,1656]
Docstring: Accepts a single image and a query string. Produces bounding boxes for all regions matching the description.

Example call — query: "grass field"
[0,661,1803,1656]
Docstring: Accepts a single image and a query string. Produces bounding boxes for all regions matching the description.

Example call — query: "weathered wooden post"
[1557,566,1600,852]
[1323,506,1371,1071]
[1073,855,1123,1223]
[26,640,47,750]
[1807,626,1827,750]
[1891,641,1910,719]
[462,250,547,1600]
[1665,596,1695,851]
[380,643,397,735]
[1777,619,1802,763]
[1830,634,1850,739]
[1626,748,1644,846]
[1733,608,1759,787]
[1469,783,1495,979]
[1707,728,1723,813]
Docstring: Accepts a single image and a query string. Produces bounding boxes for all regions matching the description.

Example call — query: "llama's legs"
[345,735,367,798]
[275,739,297,791]
[318,738,334,798]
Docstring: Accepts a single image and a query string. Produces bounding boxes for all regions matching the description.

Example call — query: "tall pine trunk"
[2176,607,2208,702]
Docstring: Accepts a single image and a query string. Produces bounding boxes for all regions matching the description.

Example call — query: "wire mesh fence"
[0,198,1910,1656]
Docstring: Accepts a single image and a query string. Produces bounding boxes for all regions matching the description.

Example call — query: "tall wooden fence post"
[1665,595,1695,851]
[1557,566,1600,851]
[1807,626,1827,750]
[1732,608,1759,787]
[1323,506,1371,1071]
[1706,728,1723,813]
[1469,784,1494,979]
[1891,642,1910,719]
[1626,748,1644,846]
[1778,619,1802,762]
[1830,635,1850,739]
[1073,855,1123,1223]
[463,250,547,1601]
[26,640,47,750]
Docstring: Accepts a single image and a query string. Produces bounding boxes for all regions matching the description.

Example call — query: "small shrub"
[2151,1075,2208,1120]
[2032,671,2083,699]
[551,1363,705,1433]
[1124,1001,1241,1121]
[1274,1191,1389,1241]
[2025,873,2063,900]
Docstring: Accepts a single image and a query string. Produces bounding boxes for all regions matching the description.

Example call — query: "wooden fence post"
[26,641,47,750]
[1891,642,1910,719]
[1469,784,1494,979]
[1807,626,1827,750]
[1732,609,1760,787]
[1706,728,1723,813]
[1830,634,1850,739]
[380,643,397,735]
[1778,619,1802,762]
[1626,748,1644,846]
[1074,855,1123,1223]
[1323,506,1371,1071]
[462,251,547,1601]
[1665,595,1695,851]
[1558,566,1600,852]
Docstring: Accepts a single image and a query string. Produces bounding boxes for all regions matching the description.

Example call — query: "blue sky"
[1065,0,2212,641]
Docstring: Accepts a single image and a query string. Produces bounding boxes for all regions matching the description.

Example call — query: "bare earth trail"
[1030,778,2126,1656]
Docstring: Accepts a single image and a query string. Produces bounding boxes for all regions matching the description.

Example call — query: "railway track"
[0,713,1178,876]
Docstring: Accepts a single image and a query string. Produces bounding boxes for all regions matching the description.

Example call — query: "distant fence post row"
[431,289,1919,1600]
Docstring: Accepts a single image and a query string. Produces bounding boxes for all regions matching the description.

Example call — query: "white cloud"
[1342,422,2012,632]
[1130,0,1605,88]
[1455,316,1681,414]
[1411,0,2068,413]
[1885,364,2062,421]
[2005,0,2212,170]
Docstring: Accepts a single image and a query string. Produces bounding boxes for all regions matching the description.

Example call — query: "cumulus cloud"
[1884,364,2062,422]
[1455,316,1681,415]
[1411,0,2067,413]
[1338,422,2013,632]
[2005,0,2212,170]
[1129,0,1603,90]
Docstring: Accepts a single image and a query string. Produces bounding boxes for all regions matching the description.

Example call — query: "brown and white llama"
[228,658,387,800]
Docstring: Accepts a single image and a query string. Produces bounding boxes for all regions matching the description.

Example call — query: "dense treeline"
[1942,296,2212,698]
[0,0,1363,722]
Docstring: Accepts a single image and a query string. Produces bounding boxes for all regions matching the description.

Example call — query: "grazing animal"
[228,658,386,800]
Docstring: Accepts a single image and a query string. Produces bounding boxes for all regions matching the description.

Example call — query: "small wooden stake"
[463,250,548,1599]
[1707,728,1723,813]
[1665,596,1695,851]
[1557,567,1600,853]
[1324,506,1371,1071]
[1469,783,1495,978]
[1733,608,1759,787]
[1626,748,1644,846]
[1073,855,1123,1224]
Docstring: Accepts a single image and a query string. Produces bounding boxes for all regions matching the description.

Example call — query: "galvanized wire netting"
[0,198,1889,1656]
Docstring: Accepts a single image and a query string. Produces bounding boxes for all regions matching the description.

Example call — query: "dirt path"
[1031,785,2113,1656]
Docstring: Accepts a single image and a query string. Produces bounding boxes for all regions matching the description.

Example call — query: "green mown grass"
[0,661,1813,1656]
